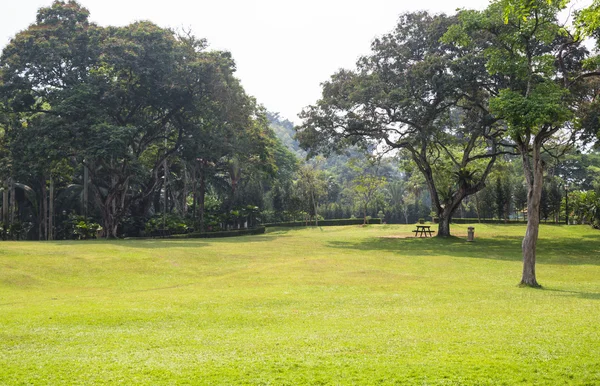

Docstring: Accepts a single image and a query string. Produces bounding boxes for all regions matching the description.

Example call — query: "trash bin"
[467,226,475,242]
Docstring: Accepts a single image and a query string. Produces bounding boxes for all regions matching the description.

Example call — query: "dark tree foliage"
[0,1,279,238]
[495,176,508,221]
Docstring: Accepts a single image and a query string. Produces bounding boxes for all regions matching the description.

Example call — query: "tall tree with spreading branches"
[296,12,508,237]
[447,0,600,286]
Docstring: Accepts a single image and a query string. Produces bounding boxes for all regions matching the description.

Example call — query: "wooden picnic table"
[413,225,434,237]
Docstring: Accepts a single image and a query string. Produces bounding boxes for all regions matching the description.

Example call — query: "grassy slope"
[0,224,599,385]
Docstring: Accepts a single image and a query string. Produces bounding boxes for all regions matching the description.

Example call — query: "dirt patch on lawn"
[380,233,469,239]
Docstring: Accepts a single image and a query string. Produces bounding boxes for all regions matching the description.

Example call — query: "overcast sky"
[0,0,588,123]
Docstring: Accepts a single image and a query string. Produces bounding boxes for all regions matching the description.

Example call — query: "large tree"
[0,1,95,239]
[0,1,254,237]
[448,0,600,286]
[296,12,507,237]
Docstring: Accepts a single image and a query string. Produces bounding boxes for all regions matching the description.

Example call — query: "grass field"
[1,223,599,385]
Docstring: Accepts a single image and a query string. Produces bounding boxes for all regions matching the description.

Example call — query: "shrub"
[445,218,527,224]
[262,218,382,227]
[70,215,102,240]
[173,226,266,239]
[144,214,188,235]
[8,222,27,240]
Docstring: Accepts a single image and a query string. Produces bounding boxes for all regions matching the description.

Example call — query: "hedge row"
[445,218,528,224]
[171,226,266,239]
[262,218,382,227]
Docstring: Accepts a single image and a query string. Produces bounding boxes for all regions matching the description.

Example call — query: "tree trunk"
[474,193,481,223]
[312,187,318,226]
[110,189,126,239]
[437,215,450,237]
[48,176,54,241]
[162,159,168,229]
[101,203,119,239]
[436,203,456,237]
[229,179,238,214]
[191,166,197,222]
[436,188,473,237]
[98,174,128,239]
[2,178,8,225]
[9,178,16,224]
[83,163,89,218]
[38,186,43,240]
[182,164,188,217]
[520,139,543,288]
[102,204,117,239]
[42,178,48,240]
[521,204,541,287]
[111,175,117,235]
[198,169,206,232]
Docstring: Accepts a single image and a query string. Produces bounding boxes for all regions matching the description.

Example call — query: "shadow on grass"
[543,288,600,300]
[49,234,277,248]
[327,232,600,266]
[50,239,212,249]
[50,236,276,249]
[264,228,296,236]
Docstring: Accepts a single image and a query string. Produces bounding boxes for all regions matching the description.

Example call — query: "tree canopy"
[296,11,509,237]
[0,1,280,238]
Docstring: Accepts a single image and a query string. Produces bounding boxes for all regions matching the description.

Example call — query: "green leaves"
[499,0,567,24]
[489,82,572,136]
[574,0,600,40]
[0,0,275,237]
[448,0,593,146]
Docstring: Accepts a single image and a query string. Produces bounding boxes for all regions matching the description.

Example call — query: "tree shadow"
[327,232,600,266]
[50,239,212,249]
[264,228,295,236]
[543,288,600,300]
[49,233,277,249]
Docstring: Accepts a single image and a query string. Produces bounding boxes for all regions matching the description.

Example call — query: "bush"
[144,214,188,235]
[222,205,260,230]
[70,215,103,240]
[8,222,28,240]
[262,218,382,227]
[173,226,266,239]
[0,223,7,240]
[437,218,528,224]
[0,222,31,240]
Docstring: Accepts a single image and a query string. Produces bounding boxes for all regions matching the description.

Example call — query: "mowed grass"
[1,224,599,385]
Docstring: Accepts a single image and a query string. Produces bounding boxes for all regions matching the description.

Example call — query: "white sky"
[0,0,586,124]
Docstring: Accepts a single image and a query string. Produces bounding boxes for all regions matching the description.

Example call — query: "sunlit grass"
[1,224,599,384]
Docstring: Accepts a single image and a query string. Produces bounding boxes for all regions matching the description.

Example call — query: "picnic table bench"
[413,225,434,237]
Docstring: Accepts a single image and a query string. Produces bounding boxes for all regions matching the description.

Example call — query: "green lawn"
[1,224,599,385]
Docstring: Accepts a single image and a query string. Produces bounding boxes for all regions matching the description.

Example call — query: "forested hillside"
[266,112,305,159]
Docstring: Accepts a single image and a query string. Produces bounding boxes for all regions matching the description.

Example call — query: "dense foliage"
[0,1,286,239]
